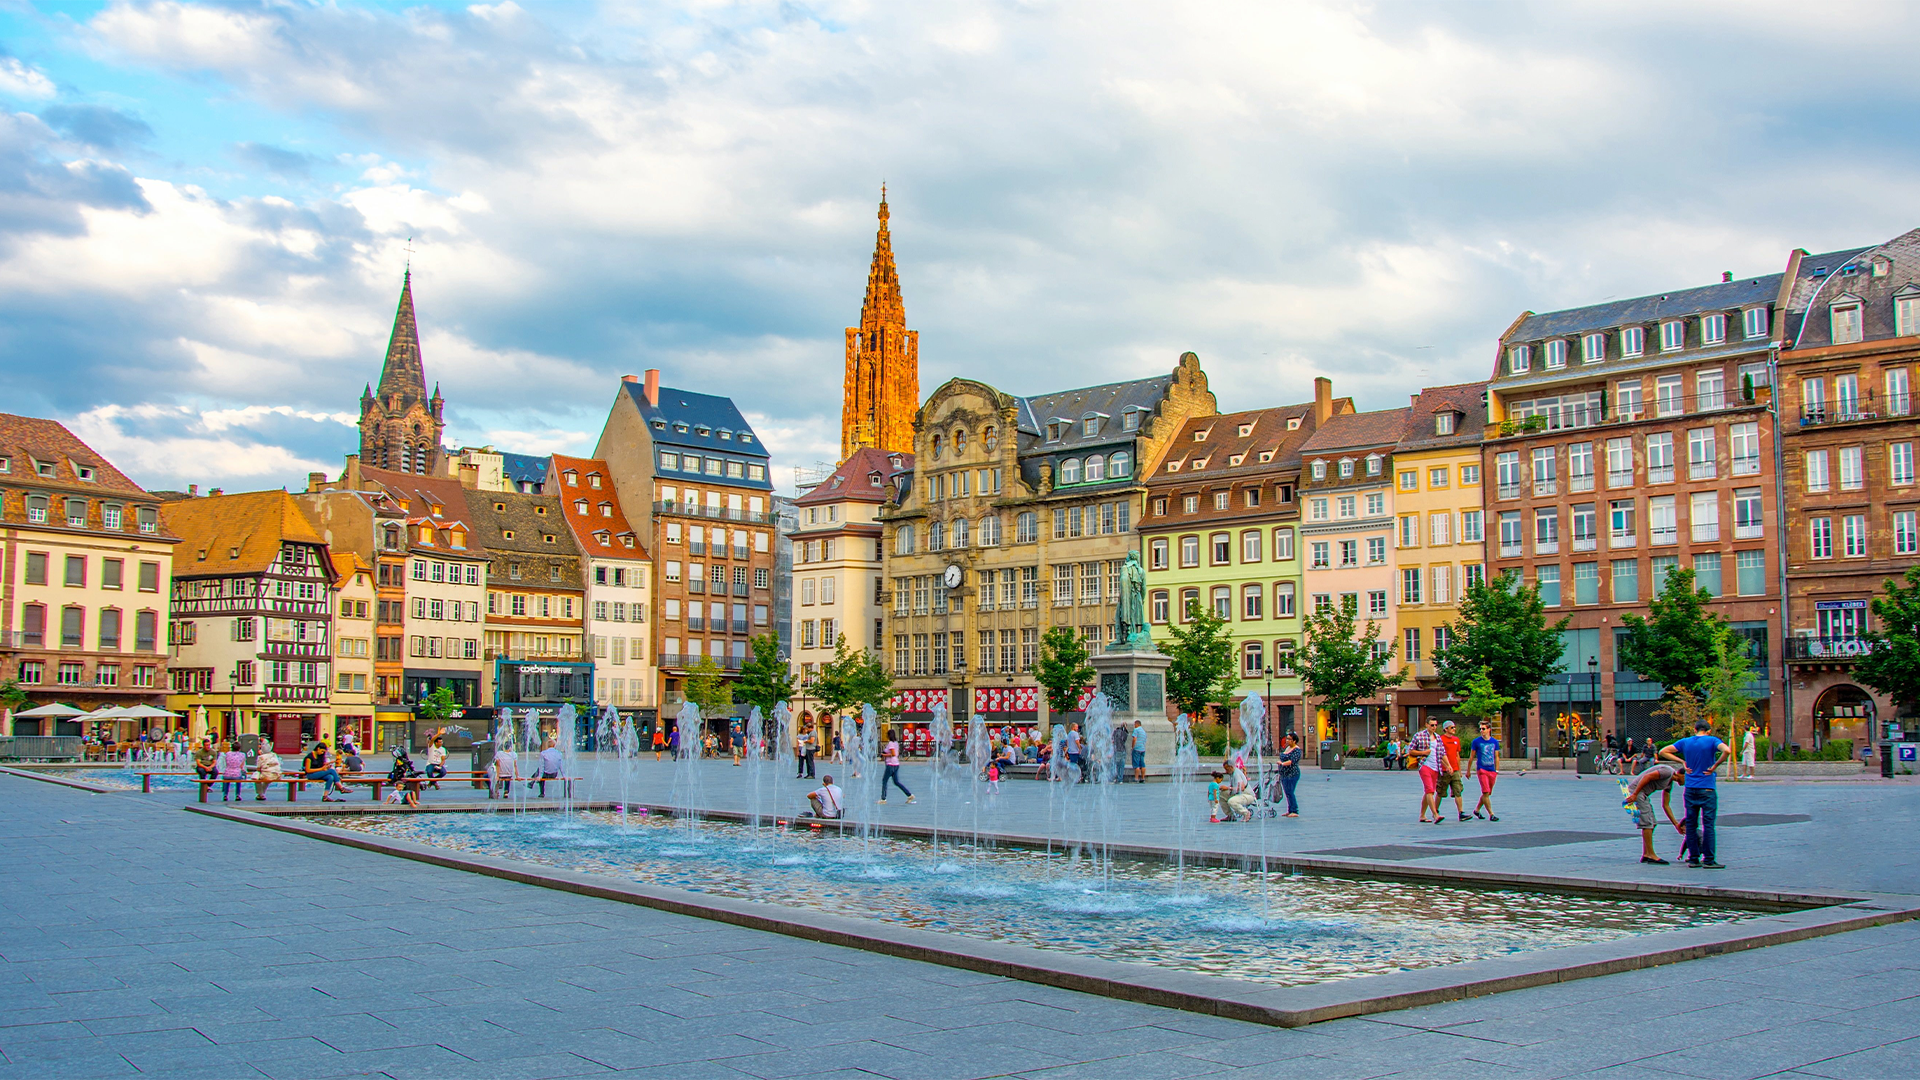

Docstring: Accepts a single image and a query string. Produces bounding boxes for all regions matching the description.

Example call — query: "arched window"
[1085,455,1105,481]
[954,428,967,452]
[1109,451,1131,478]
[1059,458,1082,484]
[979,516,1002,546]
[1243,641,1265,677]
[984,427,998,452]
[931,434,943,459]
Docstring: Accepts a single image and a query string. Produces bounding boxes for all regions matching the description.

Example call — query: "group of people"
[1407,717,1501,823]
[1207,733,1305,821]
[1622,720,1733,868]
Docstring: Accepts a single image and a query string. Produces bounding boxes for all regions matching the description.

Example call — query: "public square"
[3,761,1918,1080]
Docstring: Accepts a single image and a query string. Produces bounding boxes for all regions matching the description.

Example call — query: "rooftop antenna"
[404,236,414,272]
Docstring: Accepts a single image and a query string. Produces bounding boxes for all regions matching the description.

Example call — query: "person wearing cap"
[1439,720,1469,822]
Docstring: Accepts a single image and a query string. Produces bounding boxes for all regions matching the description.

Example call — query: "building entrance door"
[271,717,303,755]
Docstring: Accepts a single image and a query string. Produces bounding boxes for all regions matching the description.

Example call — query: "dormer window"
[33,458,54,477]
[589,473,602,488]
[1659,319,1685,351]
[1311,461,1326,481]
[651,419,667,430]
[1081,417,1102,436]
[1365,454,1382,476]
[1621,326,1646,357]
[1544,340,1568,369]
[621,534,635,548]
[533,506,547,516]
[1436,412,1455,435]
[1228,454,1245,466]
[75,465,96,482]
[1831,299,1864,345]
[502,529,514,540]
[1701,313,1727,346]
[451,530,466,549]
[1507,345,1531,374]
[564,470,579,486]
[1237,423,1253,437]
[740,433,754,444]
[719,429,733,441]
[1582,332,1606,363]
[673,422,689,433]
[1339,459,1354,478]
[600,502,613,517]
[1059,458,1081,484]
[575,500,588,514]
[418,525,435,546]
[1192,428,1209,442]
[868,471,882,486]
[543,534,556,544]
[1744,306,1771,340]
[1166,460,1181,473]
[1046,422,1065,442]
[595,530,611,545]
[494,502,506,511]
[695,426,711,437]
[509,562,522,580]
[1191,457,1209,470]
[1122,409,1142,432]
[1286,417,1302,431]
[1257,450,1275,464]
[0,456,9,473]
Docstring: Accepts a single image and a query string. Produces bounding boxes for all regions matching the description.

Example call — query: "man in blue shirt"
[1659,719,1732,869]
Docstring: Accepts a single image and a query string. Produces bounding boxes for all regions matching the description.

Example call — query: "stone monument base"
[1089,646,1175,766]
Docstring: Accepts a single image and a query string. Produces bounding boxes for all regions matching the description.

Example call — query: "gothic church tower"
[358,271,445,475]
[842,189,919,460]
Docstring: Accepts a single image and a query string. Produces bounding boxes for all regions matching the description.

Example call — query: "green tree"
[1159,598,1239,717]
[683,655,735,718]
[0,678,28,715]
[1618,568,1722,697]
[735,633,794,716]
[1450,666,1514,725]
[1857,566,1920,718]
[1698,622,1761,736]
[1033,626,1095,715]
[416,686,459,725]
[1433,569,1570,724]
[811,635,896,723]
[1299,595,1401,739]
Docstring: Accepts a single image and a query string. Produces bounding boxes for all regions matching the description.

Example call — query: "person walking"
[216,740,247,802]
[1439,720,1469,821]
[1130,720,1147,783]
[1468,720,1501,821]
[1660,719,1732,869]
[1622,760,1683,864]
[650,723,665,761]
[1275,733,1302,817]
[730,718,745,766]
[1385,732,1402,772]
[796,723,817,780]
[1410,718,1442,822]
[1066,723,1085,783]
[1111,722,1130,784]
[877,728,915,804]
[1740,726,1757,781]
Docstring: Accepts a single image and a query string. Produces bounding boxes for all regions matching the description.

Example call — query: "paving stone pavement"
[5,772,1920,1079]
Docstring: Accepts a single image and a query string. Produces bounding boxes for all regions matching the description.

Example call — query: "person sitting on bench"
[536,737,563,797]
[807,775,845,819]
[302,740,345,803]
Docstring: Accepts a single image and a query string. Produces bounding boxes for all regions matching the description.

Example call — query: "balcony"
[1534,540,1559,555]
[1784,637,1878,663]
[731,619,750,635]
[687,579,705,594]
[688,615,706,631]
[1533,479,1558,497]
[657,653,746,671]
[1734,523,1763,540]
[1692,525,1721,542]
[688,541,706,556]
[1607,470,1634,489]
[733,582,750,597]
[1650,526,1677,545]
[1570,473,1595,493]
[1497,482,1521,500]
[1648,465,1675,484]
[653,500,776,525]
[1731,455,1761,477]
[1499,542,1523,558]
[1610,532,1636,549]
[1572,536,1597,552]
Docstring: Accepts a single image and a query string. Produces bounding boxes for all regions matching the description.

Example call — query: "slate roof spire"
[377,270,426,402]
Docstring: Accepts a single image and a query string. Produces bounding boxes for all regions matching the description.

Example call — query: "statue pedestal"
[1089,646,1175,766]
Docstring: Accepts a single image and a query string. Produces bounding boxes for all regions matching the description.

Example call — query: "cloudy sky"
[4,1,1920,494]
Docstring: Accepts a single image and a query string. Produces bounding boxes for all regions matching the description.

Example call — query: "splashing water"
[928,699,950,859]
[1172,712,1199,891]
[965,711,988,858]
[1081,691,1118,889]
[671,699,705,836]
[1239,692,1270,918]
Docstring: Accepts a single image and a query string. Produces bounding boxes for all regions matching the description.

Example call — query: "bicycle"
[1599,749,1624,775]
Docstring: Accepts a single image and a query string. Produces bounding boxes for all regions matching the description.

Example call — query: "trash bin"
[1882,742,1895,779]
[470,741,495,789]
[1318,740,1343,770]
[1574,738,1597,775]
[236,732,262,768]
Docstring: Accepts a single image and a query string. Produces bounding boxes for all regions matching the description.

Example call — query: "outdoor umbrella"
[10,703,87,718]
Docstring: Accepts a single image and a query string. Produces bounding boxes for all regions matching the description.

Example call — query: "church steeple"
[358,271,446,475]
[842,187,919,460]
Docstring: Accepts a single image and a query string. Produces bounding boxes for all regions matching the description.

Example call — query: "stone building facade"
[1139,378,1349,739]
[1486,271,1786,751]
[357,272,446,476]
[467,490,589,721]
[879,352,1216,738]
[1777,230,1920,749]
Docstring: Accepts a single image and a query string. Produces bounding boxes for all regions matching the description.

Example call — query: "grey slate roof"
[1780,229,1920,350]
[1508,274,1782,343]
[500,452,550,486]
[624,382,772,481]
[1014,374,1171,451]
[1396,382,1490,454]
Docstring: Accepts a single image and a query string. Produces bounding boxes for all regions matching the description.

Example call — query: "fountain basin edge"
[184,803,1920,1028]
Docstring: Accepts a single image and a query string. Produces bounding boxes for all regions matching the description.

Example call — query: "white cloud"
[66,404,335,485]
[0,58,57,99]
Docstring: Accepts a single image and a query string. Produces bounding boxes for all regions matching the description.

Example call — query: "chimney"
[1411,393,1420,407]
[1313,377,1334,426]
[306,471,326,493]
[188,484,198,497]
[1722,271,1733,283]
[644,368,661,407]
[208,488,223,497]
[458,462,480,490]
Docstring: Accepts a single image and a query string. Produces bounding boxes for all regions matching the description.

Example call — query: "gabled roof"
[1149,402,1318,483]
[500,452,550,485]
[1508,273,1782,343]
[1297,408,1413,457]
[549,454,649,561]
[796,446,914,506]
[1014,373,1173,452]
[0,413,149,497]
[1396,381,1489,453]
[161,490,332,578]
[358,466,476,538]
[328,549,370,582]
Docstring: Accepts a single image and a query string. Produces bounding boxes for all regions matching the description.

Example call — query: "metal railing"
[657,653,746,671]
[652,501,776,524]
[1784,637,1878,662]
[0,736,82,760]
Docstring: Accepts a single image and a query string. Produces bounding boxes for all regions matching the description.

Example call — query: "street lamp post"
[1588,656,1600,756]
[1263,665,1276,748]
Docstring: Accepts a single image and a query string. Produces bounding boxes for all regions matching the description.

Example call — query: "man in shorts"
[1130,720,1147,783]
[1410,717,1442,822]
[1468,720,1501,821]
[1623,761,1683,864]
[1439,720,1468,822]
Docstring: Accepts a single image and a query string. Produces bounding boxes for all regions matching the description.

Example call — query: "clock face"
[943,564,963,589]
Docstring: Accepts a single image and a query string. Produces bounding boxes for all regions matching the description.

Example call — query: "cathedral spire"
[376,270,426,401]
[841,188,919,460]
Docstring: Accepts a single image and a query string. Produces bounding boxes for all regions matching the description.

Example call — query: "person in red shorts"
[1439,720,1469,822]
[1409,716,1442,822]
[1469,719,1502,822]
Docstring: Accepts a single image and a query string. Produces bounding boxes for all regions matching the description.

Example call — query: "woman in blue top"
[1275,733,1303,817]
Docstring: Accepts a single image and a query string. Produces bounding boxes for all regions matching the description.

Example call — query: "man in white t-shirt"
[807,775,845,819]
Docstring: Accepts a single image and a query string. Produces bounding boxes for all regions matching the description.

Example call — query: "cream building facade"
[792,448,909,705]
[550,455,653,711]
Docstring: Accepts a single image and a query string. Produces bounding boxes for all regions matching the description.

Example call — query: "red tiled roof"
[548,454,649,560]
[795,446,914,506]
